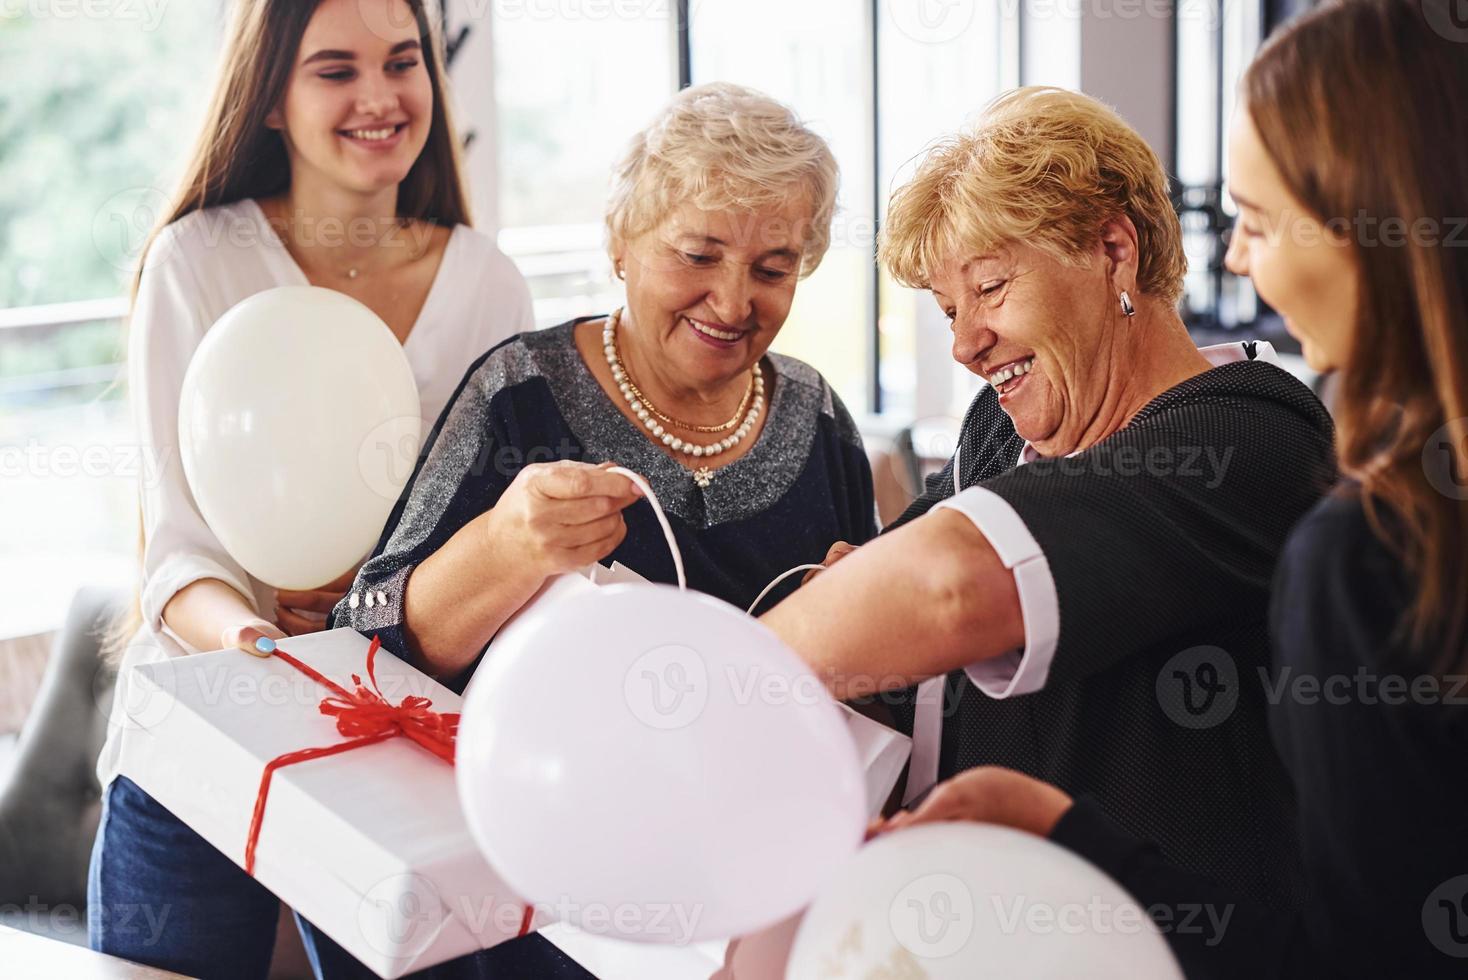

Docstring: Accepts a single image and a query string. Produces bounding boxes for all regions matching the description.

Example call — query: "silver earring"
[1119,291,1136,317]
[614,261,625,281]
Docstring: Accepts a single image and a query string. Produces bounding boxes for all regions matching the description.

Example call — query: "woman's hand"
[482,460,642,580]
[803,540,858,584]
[873,766,1074,839]
[220,619,287,658]
[274,566,359,636]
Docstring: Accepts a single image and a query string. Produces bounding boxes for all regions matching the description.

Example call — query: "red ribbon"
[245,635,534,938]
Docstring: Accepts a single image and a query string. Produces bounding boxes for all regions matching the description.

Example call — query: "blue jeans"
[88,775,281,979]
[89,777,592,979]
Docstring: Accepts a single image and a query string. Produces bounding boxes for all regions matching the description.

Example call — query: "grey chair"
[0,586,124,945]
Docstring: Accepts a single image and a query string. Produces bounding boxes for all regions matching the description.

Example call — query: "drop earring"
[1119,290,1136,317]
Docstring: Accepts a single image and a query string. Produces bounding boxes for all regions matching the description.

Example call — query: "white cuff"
[141,550,261,648]
[934,486,1059,698]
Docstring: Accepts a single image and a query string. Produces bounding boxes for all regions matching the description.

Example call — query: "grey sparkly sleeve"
[329,363,509,665]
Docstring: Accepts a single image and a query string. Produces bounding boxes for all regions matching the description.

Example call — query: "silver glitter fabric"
[331,317,876,664]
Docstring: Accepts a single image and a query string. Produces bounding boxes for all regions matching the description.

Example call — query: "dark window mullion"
[676,0,692,89]
[869,0,882,414]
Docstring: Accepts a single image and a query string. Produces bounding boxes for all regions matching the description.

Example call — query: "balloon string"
[747,563,826,616]
[739,439,961,617]
[607,466,686,592]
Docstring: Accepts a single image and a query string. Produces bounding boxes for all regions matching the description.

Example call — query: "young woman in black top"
[876,1,1468,976]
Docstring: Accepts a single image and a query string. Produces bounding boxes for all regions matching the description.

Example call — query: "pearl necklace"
[603,308,765,488]
[627,368,754,433]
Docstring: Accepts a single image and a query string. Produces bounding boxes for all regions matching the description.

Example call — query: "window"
[484,0,676,327]
[689,0,874,415]
[0,3,223,637]
[876,2,1018,421]
[4,0,1024,634]
[483,2,1018,417]
[1175,0,1267,332]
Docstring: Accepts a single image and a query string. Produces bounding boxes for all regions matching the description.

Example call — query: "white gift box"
[114,628,543,979]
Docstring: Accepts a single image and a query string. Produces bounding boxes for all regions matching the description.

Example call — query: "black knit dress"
[883,354,1336,908]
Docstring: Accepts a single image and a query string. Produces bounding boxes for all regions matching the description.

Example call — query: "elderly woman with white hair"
[332,80,874,676]
[297,81,876,977]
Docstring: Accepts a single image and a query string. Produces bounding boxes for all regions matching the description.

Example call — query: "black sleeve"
[326,355,521,671]
[981,401,1331,685]
[1052,493,1468,980]
[1049,798,1308,980]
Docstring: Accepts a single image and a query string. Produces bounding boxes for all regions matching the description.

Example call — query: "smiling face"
[1224,109,1359,373]
[929,239,1130,454]
[267,0,433,197]
[615,197,811,394]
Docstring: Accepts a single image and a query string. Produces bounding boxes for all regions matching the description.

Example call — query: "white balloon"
[457,583,868,944]
[787,823,1185,979]
[178,286,420,590]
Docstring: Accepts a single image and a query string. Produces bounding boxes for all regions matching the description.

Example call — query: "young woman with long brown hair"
[873,1,1468,975]
[87,1,541,976]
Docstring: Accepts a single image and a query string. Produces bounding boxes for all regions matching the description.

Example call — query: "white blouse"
[97,199,534,788]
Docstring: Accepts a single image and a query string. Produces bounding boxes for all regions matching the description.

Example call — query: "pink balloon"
[456,583,867,944]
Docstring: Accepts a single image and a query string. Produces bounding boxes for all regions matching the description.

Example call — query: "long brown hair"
[1244,0,1468,672]
[106,0,470,658]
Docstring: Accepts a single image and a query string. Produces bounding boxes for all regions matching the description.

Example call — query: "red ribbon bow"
[314,638,460,765]
[245,636,532,937]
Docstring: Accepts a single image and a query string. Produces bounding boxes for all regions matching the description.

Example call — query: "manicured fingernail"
[255,637,276,654]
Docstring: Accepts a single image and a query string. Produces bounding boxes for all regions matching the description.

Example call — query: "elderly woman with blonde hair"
[762,86,1336,907]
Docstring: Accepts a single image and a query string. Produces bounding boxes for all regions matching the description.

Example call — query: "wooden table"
[0,925,194,979]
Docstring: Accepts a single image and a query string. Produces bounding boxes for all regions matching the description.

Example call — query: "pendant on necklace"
[693,467,714,489]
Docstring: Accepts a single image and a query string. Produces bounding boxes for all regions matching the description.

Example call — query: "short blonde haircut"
[880,86,1186,304]
[605,82,839,278]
